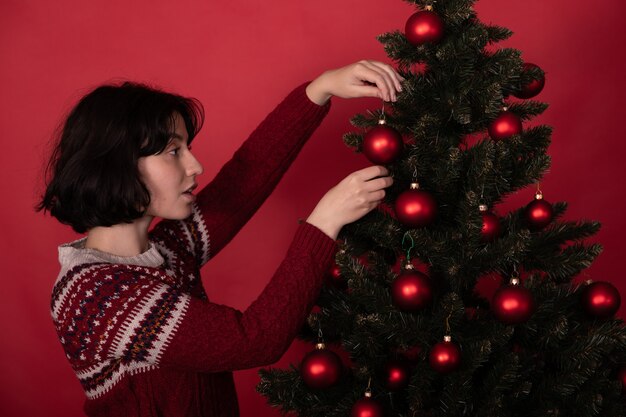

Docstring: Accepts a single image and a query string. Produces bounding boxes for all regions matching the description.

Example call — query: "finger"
[359,60,396,101]
[368,189,386,201]
[355,61,395,101]
[364,176,393,191]
[368,61,403,92]
[351,85,383,99]
[355,165,389,181]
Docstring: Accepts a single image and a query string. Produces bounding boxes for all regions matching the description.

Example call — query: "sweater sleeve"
[159,222,336,372]
[151,82,331,267]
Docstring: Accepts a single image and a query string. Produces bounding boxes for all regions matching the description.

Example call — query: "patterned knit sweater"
[51,82,336,417]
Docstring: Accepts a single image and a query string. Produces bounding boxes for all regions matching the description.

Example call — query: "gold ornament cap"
[377,118,387,125]
[410,182,420,190]
[364,391,372,398]
[535,191,544,200]
[404,262,415,270]
[510,277,520,286]
[315,342,326,350]
[479,204,488,212]
[443,335,452,343]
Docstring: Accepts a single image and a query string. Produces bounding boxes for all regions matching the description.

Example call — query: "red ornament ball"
[492,283,535,325]
[300,346,343,389]
[524,196,553,230]
[581,281,621,319]
[488,111,522,141]
[327,261,347,290]
[383,359,411,391]
[429,338,462,374]
[618,366,626,395]
[362,124,403,164]
[391,269,432,312]
[513,63,545,99]
[395,186,437,227]
[405,10,444,46]
[351,396,384,417]
[481,211,502,242]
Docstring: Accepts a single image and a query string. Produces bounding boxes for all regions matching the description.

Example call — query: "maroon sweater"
[51,82,336,417]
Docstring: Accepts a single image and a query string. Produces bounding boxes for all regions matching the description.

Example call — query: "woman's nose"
[186,152,204,176]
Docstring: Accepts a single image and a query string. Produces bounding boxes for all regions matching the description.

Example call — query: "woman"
[38,60,403,416]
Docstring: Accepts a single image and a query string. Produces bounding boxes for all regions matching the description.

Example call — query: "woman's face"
[137,112,203,220]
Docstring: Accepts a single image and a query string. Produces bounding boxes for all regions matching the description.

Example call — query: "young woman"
[38,60,403,417]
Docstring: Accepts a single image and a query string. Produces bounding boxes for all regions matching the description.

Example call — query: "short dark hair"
[36,81,204,233]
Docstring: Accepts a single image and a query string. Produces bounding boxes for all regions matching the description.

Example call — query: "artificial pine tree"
[258,0,626,415]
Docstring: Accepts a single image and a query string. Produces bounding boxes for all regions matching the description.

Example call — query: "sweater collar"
[58,237,165,271]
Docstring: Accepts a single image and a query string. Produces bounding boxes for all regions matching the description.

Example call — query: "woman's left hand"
[306,60,405,105]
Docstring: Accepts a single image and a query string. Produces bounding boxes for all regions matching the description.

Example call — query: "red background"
[1,0,625,416]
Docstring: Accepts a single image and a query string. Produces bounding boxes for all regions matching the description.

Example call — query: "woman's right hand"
[306,166,393,240]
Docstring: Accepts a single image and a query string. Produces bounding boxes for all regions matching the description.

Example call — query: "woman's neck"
[84,216,153,257]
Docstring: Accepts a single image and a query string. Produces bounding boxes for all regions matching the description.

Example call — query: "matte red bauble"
[492,278,535,325]
[362,122,403,164]
[524,191,553,230]
[513,63,545,99]
[618,366,626,394]
[351,395,384,417]
[429,336,462,374]
[395,183,437,227]
[383,359,411,391]
[479,205,501,242]
[581,281,621,319]
[405,10,444,45]
[488,110,522,141]
[300,344,342,389]
[391,266,432,312]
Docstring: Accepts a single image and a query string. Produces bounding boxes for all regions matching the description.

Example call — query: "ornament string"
[412,166,419,183]
[402,232,415,262]
[445,311,453,334]
[365,377,372,395]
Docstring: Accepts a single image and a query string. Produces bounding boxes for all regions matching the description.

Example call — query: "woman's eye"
[168,147,180,156]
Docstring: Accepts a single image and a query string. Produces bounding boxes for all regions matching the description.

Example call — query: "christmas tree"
[258,1,626,415]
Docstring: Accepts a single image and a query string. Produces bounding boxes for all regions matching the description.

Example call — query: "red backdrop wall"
[1,1,625,416]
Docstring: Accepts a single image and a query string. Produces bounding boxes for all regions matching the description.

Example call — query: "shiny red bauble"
[488,111,523,141]
[481,211,502,242]
[395,185,437,227]
[362,123,403,164]
[513,63,545,99]
[405,10,444,46]
[383,359,411,391]
[300,345,343,389]
[351,395,384,417]
[492,282,535,325]
[391,268,432,312]
[429,337,462,374]
[524,193,554,230]
[581,281,621,319]
[327,261,347,290]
